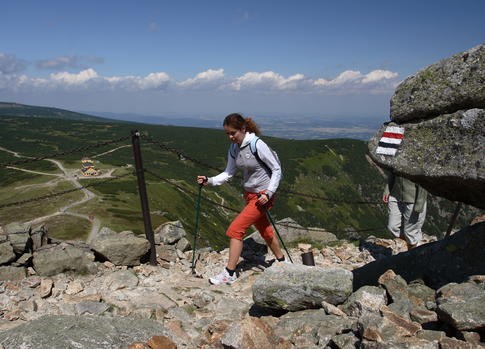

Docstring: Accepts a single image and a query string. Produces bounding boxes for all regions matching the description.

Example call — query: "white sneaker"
[277,257,292,264]
[209,268,237,285]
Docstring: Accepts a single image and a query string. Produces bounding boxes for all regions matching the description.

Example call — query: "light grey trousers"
[387,196,427,245]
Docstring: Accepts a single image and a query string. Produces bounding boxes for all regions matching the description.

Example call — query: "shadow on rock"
[237,237,271,272]
[353,222,485,291]
[248,304,289,318]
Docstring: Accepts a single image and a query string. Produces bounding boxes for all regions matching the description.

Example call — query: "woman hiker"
[197,113,288,285]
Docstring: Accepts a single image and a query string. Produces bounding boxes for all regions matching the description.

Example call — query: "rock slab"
[0,314,169,349]
[252,263,353,311]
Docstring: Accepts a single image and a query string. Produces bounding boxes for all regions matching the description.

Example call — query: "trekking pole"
[191,184,203,274]
[259,195,293,263]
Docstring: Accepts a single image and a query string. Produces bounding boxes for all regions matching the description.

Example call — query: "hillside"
[0,113,479,250]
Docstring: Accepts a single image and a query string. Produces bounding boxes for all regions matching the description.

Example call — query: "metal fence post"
[131,130,157,265]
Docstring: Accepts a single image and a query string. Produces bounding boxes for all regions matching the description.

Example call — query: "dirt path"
[21,159,101,239]
[0,146,106,240]
[92,144,131,158]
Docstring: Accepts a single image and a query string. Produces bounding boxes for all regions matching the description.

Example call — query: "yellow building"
[81,157,100,176]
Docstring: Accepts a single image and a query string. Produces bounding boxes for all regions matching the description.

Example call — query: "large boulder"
[88,228,149,266]
[0,314,170,349]
[154,220,186,245]
[0,265,26,281]
[369,109,485,209]
[33,243,97,276]
[0,241,16,265]
[368,44,485,209]
[436,282,485,331]
[390,44,485,123]
[252,263,353,311]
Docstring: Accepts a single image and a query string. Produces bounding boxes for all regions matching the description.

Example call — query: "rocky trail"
[0,218,484,349]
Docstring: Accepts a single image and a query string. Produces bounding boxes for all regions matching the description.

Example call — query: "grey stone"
[88,229,149,266]
[154,220,186,245]
[3,222,29,235]
[102,270,139,291]
[331,332,361,349]
[388,300,412,319]
[33,244,97,276]
[74,302,109,316]
[358,308,422,343]
[410,307,438,326]
[274,309,356,342]
[390,44,485,123]
[341,285,388,317]
[307,227,338,244]
[0,314,169,349]
[8,232,31,255]
[30,225,48,251]
[0,242,16,265]
[439,337,476,349]
[378,272,409,304]
[156,244,177,262]
[416,329,446,342]
[252,263,353,311]
[436,282,485,331]
[175,237,191,252]
[361,338,439,349]
[220,316,283,349]
[11,253,32,267]
[0,266,26,281]
[407,281,436,309]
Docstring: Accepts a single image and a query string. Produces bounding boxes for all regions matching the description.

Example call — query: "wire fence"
[142,134,385,206]
[0,136,131,168]
[145,169,386,234]
[0,131,389,235]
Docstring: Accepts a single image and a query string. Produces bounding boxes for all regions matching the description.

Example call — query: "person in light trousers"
[383,171,428,250]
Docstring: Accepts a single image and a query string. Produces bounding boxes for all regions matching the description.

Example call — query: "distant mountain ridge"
[0,101,383,140]
[0,102,119,123]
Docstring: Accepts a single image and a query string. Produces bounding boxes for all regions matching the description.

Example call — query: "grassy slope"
[0,115,480,249]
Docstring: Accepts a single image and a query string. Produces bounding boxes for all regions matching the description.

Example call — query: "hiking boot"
[209,268,237,285]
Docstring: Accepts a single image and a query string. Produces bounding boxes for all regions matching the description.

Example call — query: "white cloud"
[51,68,99,85]
[107,72,171,90]
[230,71,309,91]
[362,69,398,83]
[313,69,399,93]
[178,69,225,89]
[0,53,27,74]
[0,66,399,95]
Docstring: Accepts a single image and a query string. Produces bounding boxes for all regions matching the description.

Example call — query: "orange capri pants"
[226,191,275,241]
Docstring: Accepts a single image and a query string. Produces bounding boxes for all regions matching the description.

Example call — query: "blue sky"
[0,0,483,120]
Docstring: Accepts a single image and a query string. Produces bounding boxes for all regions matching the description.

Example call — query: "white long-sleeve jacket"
[207,132,282,197]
